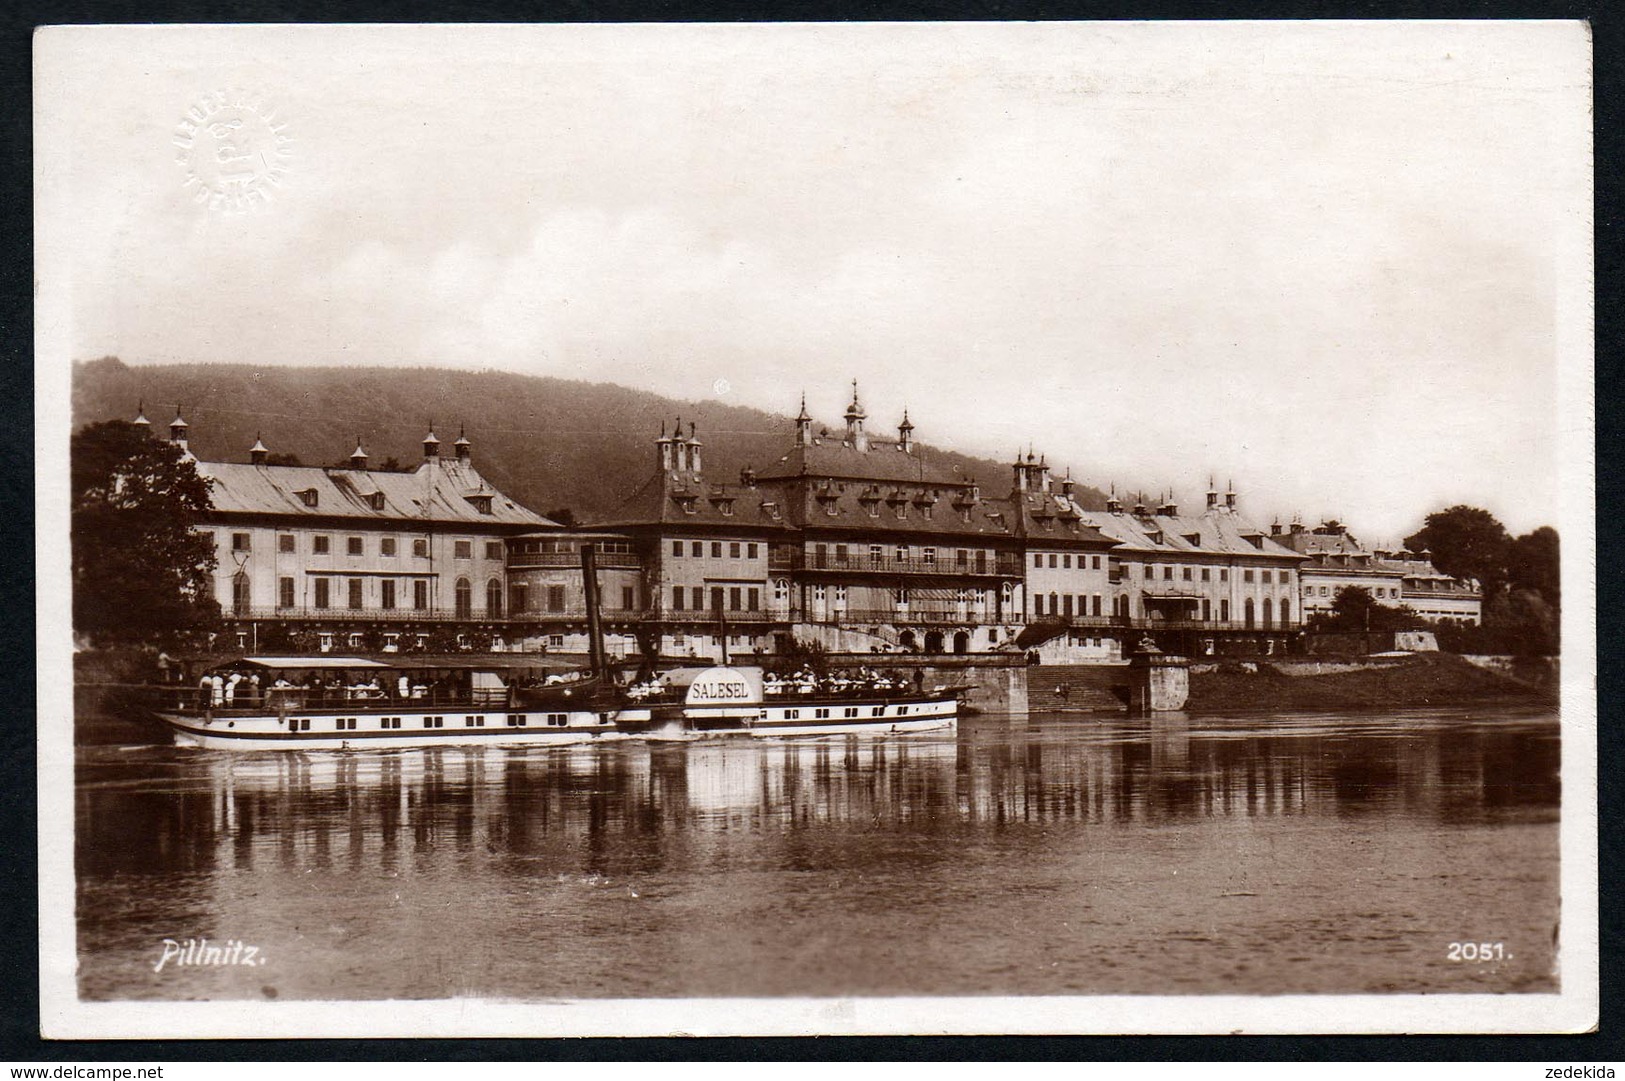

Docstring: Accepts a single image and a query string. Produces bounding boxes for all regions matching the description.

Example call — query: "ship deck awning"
[240,656,394,669]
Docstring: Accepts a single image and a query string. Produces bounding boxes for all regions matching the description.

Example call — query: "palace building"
[142,409,560,654]
[1277,519,1482,625]
[127,386,1470,661]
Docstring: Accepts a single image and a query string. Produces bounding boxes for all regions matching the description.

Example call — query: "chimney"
[656,421,674,471]
[422,427,441,460]
[686,421,703,474]
[453,426,471,464]
[250,434,270,466]
[350,438,369,470]
[897,409,914,453]
[844,379,868,452]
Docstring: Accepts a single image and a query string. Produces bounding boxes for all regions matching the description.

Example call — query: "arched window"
[454,577,472,618]
[486,578,503,617]
[1280,599,1291,625]
[1244,596,1255,628]
[1262,596,1273,627]
[232,571,251,616]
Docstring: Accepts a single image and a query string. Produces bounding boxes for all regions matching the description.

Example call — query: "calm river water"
[75,706,1559,1001]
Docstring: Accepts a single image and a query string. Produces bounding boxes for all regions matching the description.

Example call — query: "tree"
[1315,585,1423,634]
[263,451,303,467]
[72,420,220,647]
[544,506,579,528]
[1405,505,1511,598]
[1507,526,1560,608]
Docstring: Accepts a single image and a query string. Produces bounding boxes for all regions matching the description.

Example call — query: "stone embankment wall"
[820,653,1029,713]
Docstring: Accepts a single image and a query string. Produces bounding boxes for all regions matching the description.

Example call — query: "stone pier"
[1128,638,1190,714]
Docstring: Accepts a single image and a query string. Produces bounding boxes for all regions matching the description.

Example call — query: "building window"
[455,540,473,560]
[1034,553,1043,569]
[711,587,725,613]
[673,586,685,611]
[298,489,319,508]
[1220,568,1229,582]
[870,544,883,563]
[896,545,908,562]
[729,586,742,611]
[729,542,741,558]
[1063,554,1071,569]
[486,578,503,617]
[748,543,759,559]
[413,537,429,558]
[348,578,363,609]
[711,541,722,558]
[622,585,636,610]
[1164,566,1173,580]
[346,536,363,556]
[1221,598,1230,622]
[1281,599,1291,624]
[277,534,294,553]
[773,579,788,603]
[413,580,428,609]
[381,579,396,609]
[314,578,331,609]
[1092,556,1101,570]
[509,583,528,613]
[455,578,472,618]
[1202,568,1211,582]
[232,532,251,552]
[1244,569,1255,583]
[1047,554,1057,569]
[1092,594,1102,617]
[692,586,704,610]
[381,537,397,557]
[748,588,759,611]
[1183,567,1192,581]
[547,585,566,611]
[923,547,936,565]
[1034,594,1045,617]
[672,540,683,557]
[278,577,295,609]
[231,572,251,615]
[690,541,702,557]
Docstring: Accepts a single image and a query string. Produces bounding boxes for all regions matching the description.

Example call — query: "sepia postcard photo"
[33,20,1596,1038]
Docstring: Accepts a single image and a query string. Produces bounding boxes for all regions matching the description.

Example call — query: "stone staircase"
[1024,664,1131,713]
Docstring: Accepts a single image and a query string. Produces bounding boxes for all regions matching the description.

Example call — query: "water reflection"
[75,707,1559,1000]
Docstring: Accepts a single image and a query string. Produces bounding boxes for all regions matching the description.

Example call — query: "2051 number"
[1447,941,1507,962]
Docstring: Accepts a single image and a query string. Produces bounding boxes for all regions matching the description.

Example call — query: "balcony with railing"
[506,549,641,570]
[794,551,1024,577]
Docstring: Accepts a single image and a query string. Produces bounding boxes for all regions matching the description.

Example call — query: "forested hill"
[73,358,1109,523]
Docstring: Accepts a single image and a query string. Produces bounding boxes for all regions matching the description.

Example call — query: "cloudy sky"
[36,22,1590,540]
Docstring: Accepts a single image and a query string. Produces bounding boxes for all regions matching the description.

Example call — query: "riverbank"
[1187,652,1556,713]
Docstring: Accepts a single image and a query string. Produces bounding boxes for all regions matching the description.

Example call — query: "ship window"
[816,708,830,719]
[547,713,568,727]
[844,707,859,718]
[872,706,885,717]
[786,709,799,720]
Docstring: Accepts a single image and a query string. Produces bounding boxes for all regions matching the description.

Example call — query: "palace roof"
[1073,504,1306,561]
[195,458,558,528]
[754,439,969,487]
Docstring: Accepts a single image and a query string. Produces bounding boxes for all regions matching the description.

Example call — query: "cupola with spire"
[1206,475,1221,510]
[794,393,813,447]
[683,421,703,474]
[349,438,369,470]
[1225,479,1238,511]
[249,434,270,466]
[844,379,868,452]
[453,425,472,464]
[897,409,914,453]
[1105,483,1123,514]
[422,427,441,460]
[132,401,151,432]
[168,409,189,447]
